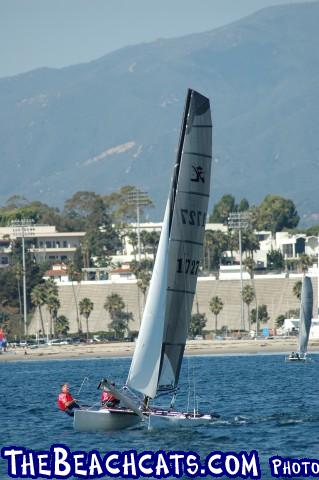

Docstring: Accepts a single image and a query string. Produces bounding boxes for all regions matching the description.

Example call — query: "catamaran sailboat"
[286,275,313,362]
[74,88,214,432]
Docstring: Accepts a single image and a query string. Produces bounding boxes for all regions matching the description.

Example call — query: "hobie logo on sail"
[191,165,205,183]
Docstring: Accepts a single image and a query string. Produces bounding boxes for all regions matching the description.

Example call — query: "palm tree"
[209,296,224,333]
[13,262,23,331]
[250,304,269,328]
[243,257,257,325]
[137,270,151,306]
[127,231,138,260]
[298,253,312,273]
[44,278,59,297]
[67,261,81,333]
[104,293,125,319]
[55,315,70,336]
[79,297,94,340]
[31,284,46,337]
[243,257,255,280]
[46,294,60,338]
[42,278,59,338]
[293,280,302,300]
[189,313,207,338]
[242,284,255,332]
[147,231,160,260]
[104,293,130,339]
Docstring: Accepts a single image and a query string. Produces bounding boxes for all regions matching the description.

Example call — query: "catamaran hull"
[74,408,141,432]
[145,409,218,428]
[285,356,312,363]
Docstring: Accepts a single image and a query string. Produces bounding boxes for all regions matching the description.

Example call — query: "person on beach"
[101,382,120,408]
[57,383,80,416]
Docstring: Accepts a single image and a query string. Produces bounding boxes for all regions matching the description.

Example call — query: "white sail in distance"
[298,275,313,355]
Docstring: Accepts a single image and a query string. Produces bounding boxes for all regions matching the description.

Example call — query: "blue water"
[0,354,318,479]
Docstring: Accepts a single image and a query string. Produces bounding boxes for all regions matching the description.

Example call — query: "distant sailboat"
[286,275,313,362]
[74,88,215,432]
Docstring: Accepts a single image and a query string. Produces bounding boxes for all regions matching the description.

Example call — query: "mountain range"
[0,1,318,224]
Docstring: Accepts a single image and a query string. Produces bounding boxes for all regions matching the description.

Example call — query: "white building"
[0,225,85,265]
[280,318,319,340]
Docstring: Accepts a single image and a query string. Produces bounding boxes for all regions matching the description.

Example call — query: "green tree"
[46,294,60,338]
[243,257,256,279]
[66,261,81,333]
[204,230,229,272]
[293,280,302,300]
[267,249,284,270]
[105,185,153,223]
[127,231,138,259]
[238,198,250,212]
[64,191,121,262]
[298,254,312,273]
[104,293,132,340]
[130,259,153,278]
[209,194,236,223]
[55,315,70,336]
[140,230,160,260]
[242,284,255,331]
[31,284,46,337]
[79,297,94,340]
[137,271,151,306]
[241,230,259,258]
[250,304,269,333]
[189,313,207,338]
[209,296,224,333]
[276,315,286,328]
[253,195,299,233]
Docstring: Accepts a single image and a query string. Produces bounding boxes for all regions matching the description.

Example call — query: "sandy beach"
[1,338,318,362]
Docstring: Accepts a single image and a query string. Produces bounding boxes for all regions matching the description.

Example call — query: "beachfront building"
[0,225,85,265]
[279,318,319,340]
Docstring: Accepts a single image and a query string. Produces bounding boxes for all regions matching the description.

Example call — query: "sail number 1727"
[180,209,206,227]
[176,258,200,275]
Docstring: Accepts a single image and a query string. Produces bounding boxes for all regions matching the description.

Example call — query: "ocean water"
[0,353,318,479]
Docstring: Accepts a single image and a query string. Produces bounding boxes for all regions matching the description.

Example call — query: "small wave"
[233,415,250,424]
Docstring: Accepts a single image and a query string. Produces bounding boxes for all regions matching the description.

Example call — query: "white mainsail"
[127,89,212,399]
[298,275,313,355]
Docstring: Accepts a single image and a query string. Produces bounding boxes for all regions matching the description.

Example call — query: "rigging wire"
[77,376,89,397]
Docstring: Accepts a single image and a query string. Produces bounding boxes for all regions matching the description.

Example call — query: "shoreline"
[1,338,318,362]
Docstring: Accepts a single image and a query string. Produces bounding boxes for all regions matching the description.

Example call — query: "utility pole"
[127,189,149,262]
[228,212,250,333]
[11,219,35,338]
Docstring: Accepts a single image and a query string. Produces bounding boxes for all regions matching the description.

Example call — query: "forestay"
[127,89,212,399]
[298,276,313,355]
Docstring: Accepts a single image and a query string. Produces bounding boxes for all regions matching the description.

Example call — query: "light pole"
[127,189,149,262]
[11,219,35,338]
[228,212,250,333]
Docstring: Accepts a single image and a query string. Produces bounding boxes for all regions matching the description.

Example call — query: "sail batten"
[127,89,212,399]
[183,152,212,158]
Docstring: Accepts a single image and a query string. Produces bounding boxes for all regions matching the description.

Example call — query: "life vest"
[57,392,73,411]
[101,391,117,403]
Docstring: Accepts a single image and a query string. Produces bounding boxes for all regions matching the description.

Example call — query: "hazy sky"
[0,0,312,78]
